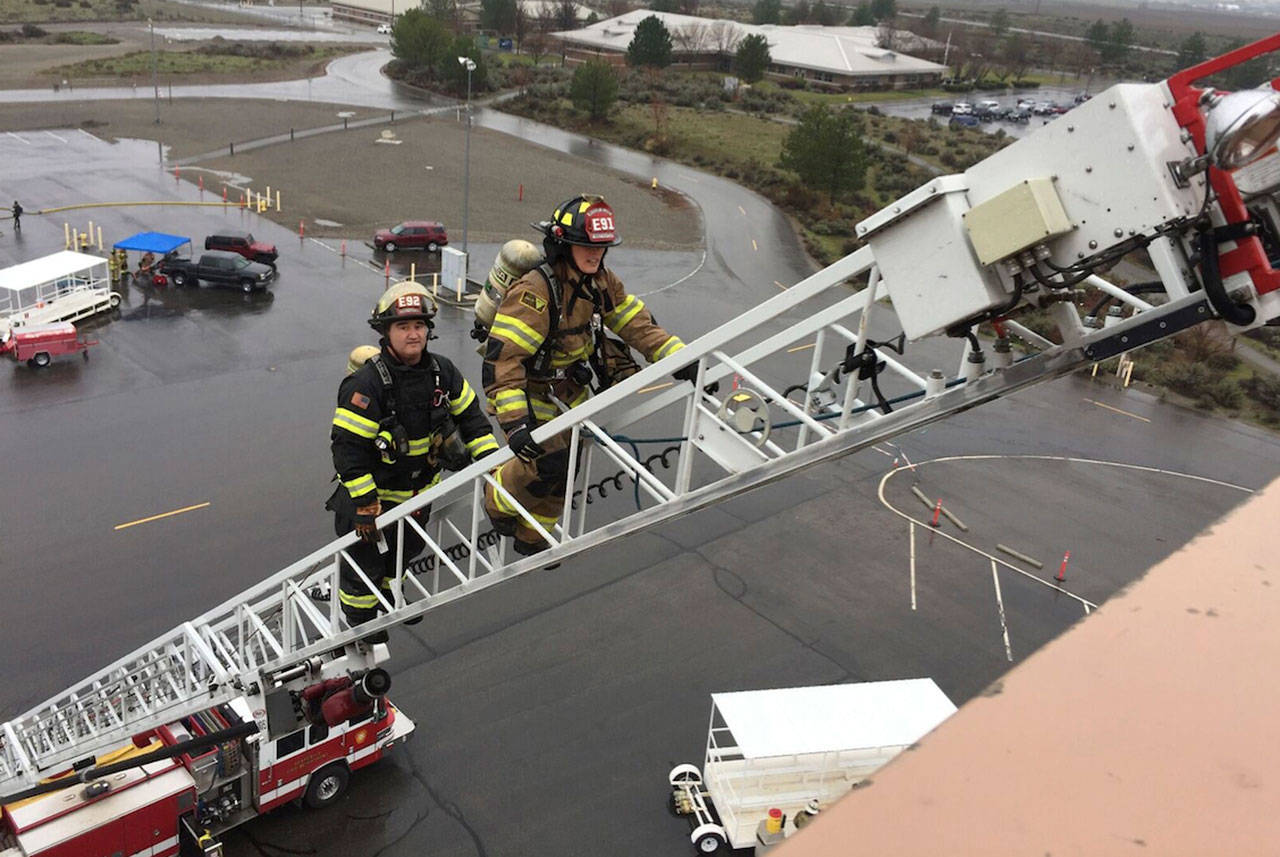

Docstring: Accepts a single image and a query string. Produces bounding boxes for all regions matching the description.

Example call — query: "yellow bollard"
[88,220,94,246]
[265,185,271,204]
[409,262,416,283]
[651,177,658,189]
[275,190,281,211]
[64,222,71,249]
[431,273,438,297]
[96,225,103,250]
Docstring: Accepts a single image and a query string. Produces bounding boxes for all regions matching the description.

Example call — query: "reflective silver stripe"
[333,408,378,438]
[450,381,477,414]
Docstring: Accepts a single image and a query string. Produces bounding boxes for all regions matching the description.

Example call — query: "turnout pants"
[333,500,426,624]
[484,429,575,555]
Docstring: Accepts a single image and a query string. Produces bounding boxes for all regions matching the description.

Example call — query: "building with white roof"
[554,11,947,90]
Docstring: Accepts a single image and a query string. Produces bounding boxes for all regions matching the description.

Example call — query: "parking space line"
[44,131,66,143]
[909,521,917,610]
[115,502,210,531]
[990,560,1013,662]
[5,132,30,145]
[1083,398,1150,423]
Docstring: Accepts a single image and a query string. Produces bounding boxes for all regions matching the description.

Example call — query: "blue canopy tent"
[112,232,191,256]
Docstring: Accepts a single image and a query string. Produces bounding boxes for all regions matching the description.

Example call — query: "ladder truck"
[4,36,1280,857]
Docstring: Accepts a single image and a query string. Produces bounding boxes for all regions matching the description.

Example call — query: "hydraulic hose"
[0,720,259,805]
[1198,230,1257,326]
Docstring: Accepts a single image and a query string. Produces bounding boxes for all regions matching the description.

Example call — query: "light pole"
[458,56,476,259]
[149,18,160,124]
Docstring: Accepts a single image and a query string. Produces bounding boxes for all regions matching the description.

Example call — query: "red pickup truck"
[0,322,97,368]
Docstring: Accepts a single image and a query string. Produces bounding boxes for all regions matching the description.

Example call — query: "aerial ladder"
[4,34,1280,812]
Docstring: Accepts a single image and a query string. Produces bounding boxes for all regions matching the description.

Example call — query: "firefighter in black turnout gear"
[330,281,499,642]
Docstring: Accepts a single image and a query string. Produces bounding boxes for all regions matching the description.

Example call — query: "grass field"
[46,45,355,78]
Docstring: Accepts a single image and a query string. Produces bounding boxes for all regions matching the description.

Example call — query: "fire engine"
[0,660,412,857]
[4,35,1280,856]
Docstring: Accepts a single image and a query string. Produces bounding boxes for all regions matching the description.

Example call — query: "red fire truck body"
[1,681,414,857]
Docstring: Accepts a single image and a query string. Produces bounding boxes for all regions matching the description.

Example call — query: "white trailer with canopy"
[668,679,957,853]
[0,251,117,338]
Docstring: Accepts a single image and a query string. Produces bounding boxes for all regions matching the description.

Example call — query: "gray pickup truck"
[160,251,276,293]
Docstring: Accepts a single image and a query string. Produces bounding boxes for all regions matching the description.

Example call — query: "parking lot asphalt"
[3,108,1280,857]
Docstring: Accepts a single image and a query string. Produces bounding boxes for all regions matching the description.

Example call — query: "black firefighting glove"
[354,501,381,543]
[507,425,545,463]
[673,361,720,395]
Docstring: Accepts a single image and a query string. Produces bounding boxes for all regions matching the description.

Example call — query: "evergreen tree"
[779,105,867,199]
[752,0,781,24]
[735,33,771,83]
[391,8,454,72]
[921,5,940,34]
[1084,19,1109,54]
[869,0,895,21]
[990,7,1009,37]
[1176,32,1207,69]
[480,0,517,33]
[627,14,673,68]
[850,2,875,26]
[570,59,619,120]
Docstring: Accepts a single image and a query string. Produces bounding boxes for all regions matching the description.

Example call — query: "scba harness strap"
[368,353,451,463]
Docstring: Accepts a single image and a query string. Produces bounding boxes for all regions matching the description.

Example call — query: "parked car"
[373,221,448,252]
[1073,92,1092,105]
[976,100,1001,113]
[951,102,973,115]
[1032,101,1057,115]
[930,102,954,115]
[974,106,1001,122]
[949,114,981,128]
[1000,107,1031,123]
[376,22,393,33]
[160,251,276,293]
[204,230,278,266]
[1016,97,1036,111]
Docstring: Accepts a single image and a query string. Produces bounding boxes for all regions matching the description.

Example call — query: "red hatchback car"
[374,221,448,252]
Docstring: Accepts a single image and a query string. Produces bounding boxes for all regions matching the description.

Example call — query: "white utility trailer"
[669,679,957,853]
[0,251,117,338]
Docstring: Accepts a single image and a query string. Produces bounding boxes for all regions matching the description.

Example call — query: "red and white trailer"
[0,322,97,368]
[0,668,414,857]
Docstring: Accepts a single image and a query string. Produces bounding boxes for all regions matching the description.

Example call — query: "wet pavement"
[3,55,1280,857]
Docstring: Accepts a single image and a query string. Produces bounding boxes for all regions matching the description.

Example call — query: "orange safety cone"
[299,221,305,238]
[173,166,179,180]
[930,500,942,528]
[518,183,523,201]
[384,258,390,284]
[222,186,227,203]
[1056,550,1071,582]
[198,175,204,192]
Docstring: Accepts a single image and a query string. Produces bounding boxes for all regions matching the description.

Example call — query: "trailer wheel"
[32,352,50,368]
[109,292,121,308]
[692,827,726,854]
[668,763,702,786]
[303,763,349,809]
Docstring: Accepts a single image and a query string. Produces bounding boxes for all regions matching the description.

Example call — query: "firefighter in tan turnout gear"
[481,194,700,557]
[331,281,499,642]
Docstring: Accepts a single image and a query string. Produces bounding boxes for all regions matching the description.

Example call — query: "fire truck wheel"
[304,763,350,809]
[33,351,50,368]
